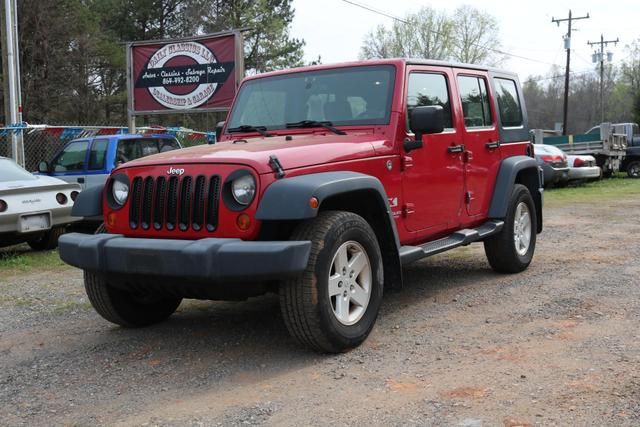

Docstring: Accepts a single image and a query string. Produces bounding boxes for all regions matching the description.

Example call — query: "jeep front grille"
[129,175,221,232]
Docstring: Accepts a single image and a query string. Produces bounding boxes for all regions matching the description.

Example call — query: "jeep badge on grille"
[167,167,185,176]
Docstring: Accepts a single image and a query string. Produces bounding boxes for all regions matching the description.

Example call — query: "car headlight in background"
[231,174,256,206]
[112,179,130,206]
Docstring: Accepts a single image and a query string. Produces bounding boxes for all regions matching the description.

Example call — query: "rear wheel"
[627,161,640,178]
[484,184,537,273]
[27,227,65,251]
[280,211,383,353]
[84,222,181,327]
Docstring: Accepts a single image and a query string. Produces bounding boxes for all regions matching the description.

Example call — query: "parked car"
[566,154,601,182]
[0,157,81,250]
[59,58,543,353]
[38,134,182,190]
[587,122,639,178]
[533,144,569,187]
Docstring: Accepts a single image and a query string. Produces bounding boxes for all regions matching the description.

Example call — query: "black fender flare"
[256,171,403,287]
[71,185,104,217]
[488,156,543,232]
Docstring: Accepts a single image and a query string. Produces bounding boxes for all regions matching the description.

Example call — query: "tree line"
[1,1,639,133]
[0,0,304,128]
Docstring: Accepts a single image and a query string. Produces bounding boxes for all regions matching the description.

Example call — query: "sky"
[290,0,639,81]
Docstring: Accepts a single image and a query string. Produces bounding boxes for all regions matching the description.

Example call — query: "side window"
[139,140,160,157]
[88,139,109,171]
[458,76,492,128]
[51,141,89,172]
[407,73,453,129]
[494,78,523,127]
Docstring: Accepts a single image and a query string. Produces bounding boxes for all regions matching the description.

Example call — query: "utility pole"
[588,34,618,123]
[1,0,24,165]
[552,10,590,135]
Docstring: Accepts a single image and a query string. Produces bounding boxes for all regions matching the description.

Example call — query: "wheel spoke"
[335,294,350,321]
[335,245,349,273]
[350,283,368,307]
[348,251,367,277]
[328,273,343,297]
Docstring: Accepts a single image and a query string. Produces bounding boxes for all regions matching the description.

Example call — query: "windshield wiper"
[227,125,273,137]
[285,120,346,135]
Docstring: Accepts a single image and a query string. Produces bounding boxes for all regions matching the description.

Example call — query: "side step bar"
[399,220,504,265]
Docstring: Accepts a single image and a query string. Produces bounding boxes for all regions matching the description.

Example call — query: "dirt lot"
[1,179,639,426]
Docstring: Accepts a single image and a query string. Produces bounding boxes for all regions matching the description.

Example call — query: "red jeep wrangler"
[60,59,543,353]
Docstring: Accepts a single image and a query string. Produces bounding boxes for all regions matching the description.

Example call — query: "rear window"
[494,78,523,128]
[114,138,179,166]
[458,75,492,128]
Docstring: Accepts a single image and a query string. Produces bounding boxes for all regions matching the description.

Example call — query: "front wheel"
[627,161,640,179]
[484,184,537,273]
[280,211,384,353]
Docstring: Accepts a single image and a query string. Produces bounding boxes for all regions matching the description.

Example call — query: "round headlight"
[231,174,256,206]
[112,179,130,206]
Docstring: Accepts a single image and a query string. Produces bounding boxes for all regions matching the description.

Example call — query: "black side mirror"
[38,161,49,173]
[215,121,225,143]
[405,105,445,152]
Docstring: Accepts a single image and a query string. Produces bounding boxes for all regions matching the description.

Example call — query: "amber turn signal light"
[236,213,251,231]
[106,211,117,227]
[309,197,319,209]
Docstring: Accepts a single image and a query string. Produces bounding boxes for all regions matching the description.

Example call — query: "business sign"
[127,31,243,115]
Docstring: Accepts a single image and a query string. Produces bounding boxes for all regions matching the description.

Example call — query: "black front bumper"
[58,233,312,283]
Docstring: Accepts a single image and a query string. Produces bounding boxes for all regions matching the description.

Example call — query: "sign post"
[126,31,244,134]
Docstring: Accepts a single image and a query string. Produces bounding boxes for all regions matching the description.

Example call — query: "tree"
[188,0,305,73]
[451,5,503,66]
[360,7,454,60]
[359,5,501,66]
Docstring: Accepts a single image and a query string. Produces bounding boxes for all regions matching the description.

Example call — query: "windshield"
[0,158,37,182]
[51,140,89,172]
[226,65,396,132]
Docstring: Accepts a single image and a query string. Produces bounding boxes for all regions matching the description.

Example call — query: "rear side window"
[407,73,453,129]
[494,78,523,127]
[159,139,180,152]
[88,139,109,170]
[51,141,89,172]
[458,76,492,128]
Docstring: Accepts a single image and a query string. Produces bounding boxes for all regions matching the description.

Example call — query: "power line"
[341,0,559,66]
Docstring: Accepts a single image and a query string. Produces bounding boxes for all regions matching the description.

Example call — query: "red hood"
[119,132,387,174]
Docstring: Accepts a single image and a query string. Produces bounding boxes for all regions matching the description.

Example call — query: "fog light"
[236,213,251,231]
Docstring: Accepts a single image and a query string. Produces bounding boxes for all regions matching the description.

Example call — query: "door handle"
[448,144,465,154]
[77,177,85,184]
[485,141,500,149]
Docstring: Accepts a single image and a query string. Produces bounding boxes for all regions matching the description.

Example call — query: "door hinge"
[402,203,415,217]
[401,156,413,171]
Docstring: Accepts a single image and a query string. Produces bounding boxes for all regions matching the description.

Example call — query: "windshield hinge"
[269,155,286,179]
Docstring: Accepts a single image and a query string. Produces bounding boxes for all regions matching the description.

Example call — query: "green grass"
[0,246,66,275]
[544,174,640,207]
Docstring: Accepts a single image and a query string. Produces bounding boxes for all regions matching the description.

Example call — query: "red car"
[59,59,543,352]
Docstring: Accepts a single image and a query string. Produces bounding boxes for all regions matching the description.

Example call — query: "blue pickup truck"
[37,134,181,189]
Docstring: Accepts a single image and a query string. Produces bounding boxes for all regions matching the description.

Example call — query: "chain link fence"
[0,125,213,171]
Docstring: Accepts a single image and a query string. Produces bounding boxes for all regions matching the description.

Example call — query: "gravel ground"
[1,195,639,426]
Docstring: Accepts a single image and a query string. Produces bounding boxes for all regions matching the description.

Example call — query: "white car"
[567,154,601,182]
[0,157,81,250]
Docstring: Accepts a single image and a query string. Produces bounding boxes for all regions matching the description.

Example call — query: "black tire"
[84,272,182,327]
[627,161,640,179]
[27,227,65,251]
[484,184,537,274]
[84,222,182,327]
[280,211,384,353]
